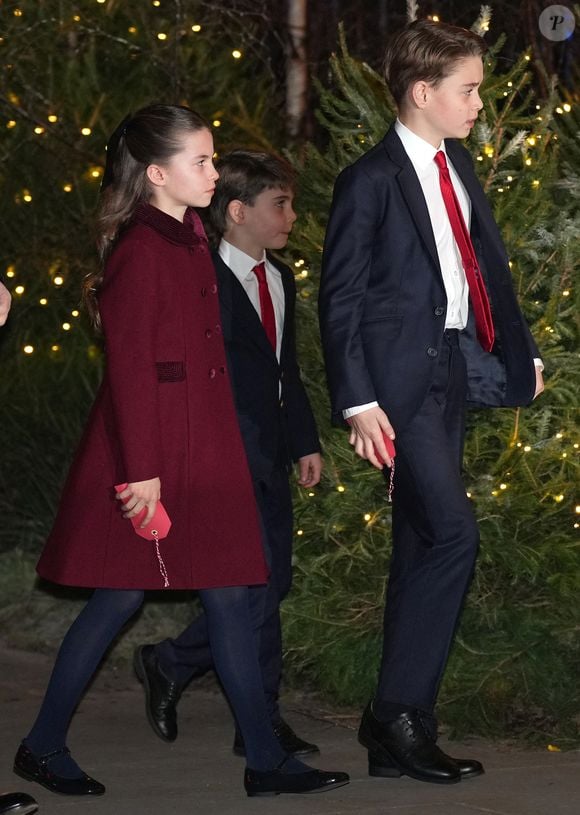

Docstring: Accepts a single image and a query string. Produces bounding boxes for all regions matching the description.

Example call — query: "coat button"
[208,367,216,378]
[434,306,445,316]
[210,283,218,294]
[427,347,438,357]
[205,329,212,339]
[215,324,222,334]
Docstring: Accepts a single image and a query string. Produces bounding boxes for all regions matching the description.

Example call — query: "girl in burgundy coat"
[13,105,347,799]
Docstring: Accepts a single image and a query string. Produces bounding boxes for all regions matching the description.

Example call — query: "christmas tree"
[282,13,579,742]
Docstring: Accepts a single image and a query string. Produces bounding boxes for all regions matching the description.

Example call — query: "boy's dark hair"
[208,149,296,237]
[384,19,487,108]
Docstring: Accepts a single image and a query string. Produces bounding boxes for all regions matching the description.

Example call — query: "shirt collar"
[395,118,446,172]
[219,239,268,281]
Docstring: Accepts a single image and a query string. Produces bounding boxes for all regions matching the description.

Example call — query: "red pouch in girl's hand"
[115,484,172,586]
[114,483,172,539]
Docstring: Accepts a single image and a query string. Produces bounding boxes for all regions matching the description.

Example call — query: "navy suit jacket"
[319,125,540,432]
[213,251,320,482]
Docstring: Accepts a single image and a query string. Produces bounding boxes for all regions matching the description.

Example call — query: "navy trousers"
[155,465,294,721]
[375,330,480,716]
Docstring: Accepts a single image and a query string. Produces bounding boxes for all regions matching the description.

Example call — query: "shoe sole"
[133,647,176,744]
[358,734,460,785]
[14,764,105,797]
[247,779,349,797]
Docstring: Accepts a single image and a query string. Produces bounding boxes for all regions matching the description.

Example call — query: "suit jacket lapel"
[382,128,442,279]
[213,251,279,361]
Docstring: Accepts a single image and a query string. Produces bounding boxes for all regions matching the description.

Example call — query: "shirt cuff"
[533,358,544,372]
[343,401,379,419]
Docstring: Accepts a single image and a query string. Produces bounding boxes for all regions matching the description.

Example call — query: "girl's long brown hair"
[84,104,209,330]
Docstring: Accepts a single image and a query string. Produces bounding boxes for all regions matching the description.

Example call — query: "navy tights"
[25,587,305,776]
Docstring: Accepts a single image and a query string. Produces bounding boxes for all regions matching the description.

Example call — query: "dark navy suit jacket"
[318,126,540,432]
[213,251,320,482]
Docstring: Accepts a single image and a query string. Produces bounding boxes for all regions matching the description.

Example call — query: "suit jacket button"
[210,283,218,294]
[205,329,212,339]
[434,306,445,316]
[208,367,216,378]
[215,324,222,334]
[427,347,438,357]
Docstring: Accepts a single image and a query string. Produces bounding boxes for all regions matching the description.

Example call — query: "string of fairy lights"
[3,1,248,356]
[3,3,578,528]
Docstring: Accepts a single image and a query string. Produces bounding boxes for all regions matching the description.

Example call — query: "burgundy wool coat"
[37,203,268,590]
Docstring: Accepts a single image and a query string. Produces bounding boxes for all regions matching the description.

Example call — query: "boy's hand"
[348,406,395,469]
[297,453,322,487]
[533,367,544,400]
[116,477,161,527]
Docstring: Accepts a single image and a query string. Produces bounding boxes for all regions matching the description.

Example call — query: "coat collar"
[132,202,208,247]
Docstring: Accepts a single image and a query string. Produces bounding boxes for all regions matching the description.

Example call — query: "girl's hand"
[116,477,161,528]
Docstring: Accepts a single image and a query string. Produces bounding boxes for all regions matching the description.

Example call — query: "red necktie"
[252,261,277,351]
[434,150,495,352]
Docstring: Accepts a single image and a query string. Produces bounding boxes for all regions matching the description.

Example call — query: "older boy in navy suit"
[136,151,322,758]
[319,20,543,785]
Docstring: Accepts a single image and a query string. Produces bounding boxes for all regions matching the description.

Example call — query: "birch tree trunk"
[286,0,308,138]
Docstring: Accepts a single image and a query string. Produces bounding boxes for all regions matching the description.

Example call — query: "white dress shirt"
[219,239,285,361]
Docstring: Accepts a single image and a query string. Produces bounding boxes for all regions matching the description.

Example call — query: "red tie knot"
[252,261,267,283]
[434,150,448,172]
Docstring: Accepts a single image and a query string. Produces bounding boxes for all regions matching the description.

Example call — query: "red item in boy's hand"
[373,432,396,466]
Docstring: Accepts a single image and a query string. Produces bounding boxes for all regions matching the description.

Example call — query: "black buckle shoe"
[134,644,183,742]
[233,717,319,757]
[0,792,38,815]
[358,704,461,785]
[244,758,349,797]
[13,744,105,796]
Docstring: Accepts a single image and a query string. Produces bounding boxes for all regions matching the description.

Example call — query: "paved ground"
[1,645,578,814]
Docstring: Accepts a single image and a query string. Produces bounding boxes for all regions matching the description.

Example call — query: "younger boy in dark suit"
[319,19,543,785]
[135,150,322,757]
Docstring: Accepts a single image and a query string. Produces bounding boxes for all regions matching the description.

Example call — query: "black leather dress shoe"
[134,644,183,742]
[358,704,461,784]
[13,744,105,796]
[416,712,484,779]
[0,792,38,815]
[244,760,349,797]
[454,758,484,778]
[233,718,319,757]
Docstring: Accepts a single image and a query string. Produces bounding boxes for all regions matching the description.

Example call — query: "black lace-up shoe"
[134,645,183,742]
[358,704,461,784]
